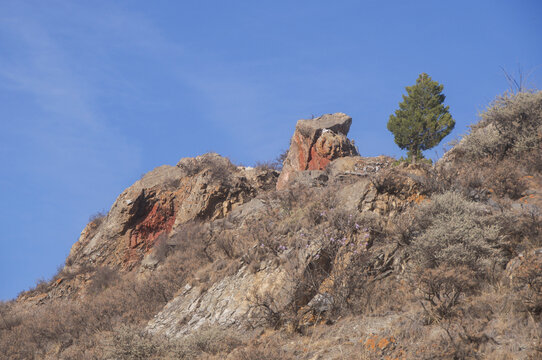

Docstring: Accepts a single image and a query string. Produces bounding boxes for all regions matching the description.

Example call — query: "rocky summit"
[277,113,358,190]
[3,91,542,360]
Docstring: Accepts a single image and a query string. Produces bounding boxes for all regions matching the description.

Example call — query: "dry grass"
[4,91,542,359]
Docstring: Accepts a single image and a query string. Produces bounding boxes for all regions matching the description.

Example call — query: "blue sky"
[1,0,541,300]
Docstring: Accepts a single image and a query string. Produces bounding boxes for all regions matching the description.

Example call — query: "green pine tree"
[387,73,455,162]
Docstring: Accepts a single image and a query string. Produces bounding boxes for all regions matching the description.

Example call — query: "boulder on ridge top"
[277,113,358,190]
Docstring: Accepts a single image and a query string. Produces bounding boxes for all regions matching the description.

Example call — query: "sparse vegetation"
[88,210,107,225]
[3,90,542,359]
[179,153,238,182]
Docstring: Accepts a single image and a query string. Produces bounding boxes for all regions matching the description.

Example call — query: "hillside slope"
[2,95,542,359]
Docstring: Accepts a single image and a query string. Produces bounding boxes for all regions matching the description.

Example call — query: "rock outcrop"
[276,113,358,190]
[9,92,542,360]
[144,154,430,339]
[66,153,278,272]
[147,261,296,337]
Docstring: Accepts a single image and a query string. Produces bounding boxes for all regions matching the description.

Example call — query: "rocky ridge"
[8,93,542,359]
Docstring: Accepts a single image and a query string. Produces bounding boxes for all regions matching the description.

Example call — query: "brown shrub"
[184,326,244,355]
[236,336,292,360]
[88,210,108,225]
[254,160,281,171]
[409,191,505,274]
[416,265,478,321]
[180,153,238,183]
[513,251,542,319]
[445,157,528,200]
[459,91,542,161]
[87,266,119,295]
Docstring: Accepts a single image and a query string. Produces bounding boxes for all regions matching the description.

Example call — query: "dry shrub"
[0,302,21,332]
[442,157,527,200]
[22,278,51,297]
[489,205,542,256]
[88,210,107,225]
[324,207,357,235]
[102,325,243,360]
[236,336,292,360]
[169,220,214,263]
[485,159,527,199]
[87,266,119,295]
[513,251,542,319]
[254,160,281,172]
[209,218,255,261]
[254,148,288,172]
[409,191,505,274]
[328,251,371,315]
[150,233,169,263]
[103,325,159,360]
[371,163,435,198]
[442,91,542,203]
[397,191,510,354]
[248,290,286,330]
[0,272,187,359]
[417,265,478,321]
[236,346,291,360]
[179,153,237,183]
[183,326,244,355]
[520,147,542,174]
[214,231,236,259]
[455,122,503,160]
[275,184,313,215]
[460,91,542,160]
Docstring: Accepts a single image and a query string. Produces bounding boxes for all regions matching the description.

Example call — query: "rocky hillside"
[2,92,542,359]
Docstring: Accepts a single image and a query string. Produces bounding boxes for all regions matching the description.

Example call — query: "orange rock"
[277,113,358,190]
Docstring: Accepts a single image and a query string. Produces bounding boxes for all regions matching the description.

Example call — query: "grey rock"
[146,263,297,337]
[296,113,352,138]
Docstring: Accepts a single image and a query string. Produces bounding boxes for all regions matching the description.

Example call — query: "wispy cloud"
[0,4,142,181]
[0,18,96,127]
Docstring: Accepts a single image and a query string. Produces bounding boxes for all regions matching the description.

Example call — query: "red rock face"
[124,196,176,265]
[277,113,358,190]
[129,201,175,250]
[308,146,332,170]
[293,131,313,170]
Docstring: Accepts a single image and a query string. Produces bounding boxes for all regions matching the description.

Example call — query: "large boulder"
[277,113,358,190]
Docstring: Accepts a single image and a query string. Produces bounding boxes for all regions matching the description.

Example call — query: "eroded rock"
[277,113,358,190]
[146,262,296,337]
[65,154,278,271]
